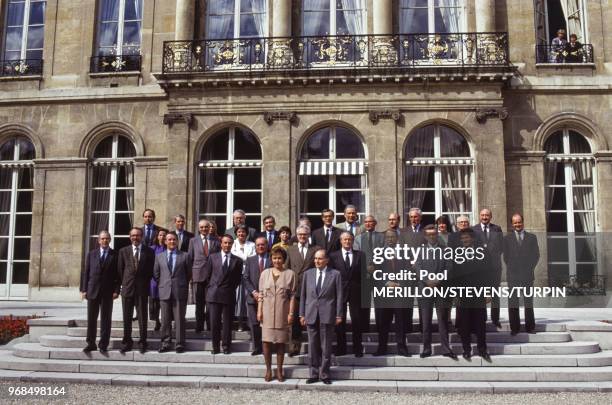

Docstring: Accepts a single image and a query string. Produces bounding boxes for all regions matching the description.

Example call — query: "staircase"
[1,318,612,393]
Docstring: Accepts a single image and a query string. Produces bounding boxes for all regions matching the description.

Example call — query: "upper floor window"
[2,0,46,75]
[96,0,143,56]
[303,0,367,36]
[206,0,267,39]
[535,0,586,44]
[400,0,464,34]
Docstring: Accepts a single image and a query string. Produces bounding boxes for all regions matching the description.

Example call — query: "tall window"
[198,127,262,231]
[535,0,587,44]
[303,0,366,36]
[206,0,267,39]
[299,126,367,229]
[400,0,464,33]
[96,0,143,56]
[544,129,597,287]
[0,137,34,299]
[2,0,46,73]
[404,124,473,227]
[88,135,135,251]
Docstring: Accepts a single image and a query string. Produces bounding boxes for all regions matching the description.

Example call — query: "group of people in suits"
[80,204,540,384]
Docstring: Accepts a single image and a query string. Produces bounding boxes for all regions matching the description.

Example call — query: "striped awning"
[92,159,134,167]
[545,156,594,162]
[0,162,34,168]
[405,158,474,166]
[198,161,262,168]
[299,161,366,176]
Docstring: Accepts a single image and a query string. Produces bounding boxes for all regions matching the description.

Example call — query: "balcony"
[158,33,514,87]
[90,54,142,74]
[0,59,43,77]
[535,44,594,65]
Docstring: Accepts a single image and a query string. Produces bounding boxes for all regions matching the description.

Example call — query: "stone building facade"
[0,0,610,301]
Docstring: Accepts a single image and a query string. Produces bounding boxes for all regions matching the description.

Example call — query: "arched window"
[88,134,136,251]
[404,124,473,227]
[399,0,464,34]
[198,126,262,231]
[544,129,597,287]
[298,125,367,229]
[0,136,35,298]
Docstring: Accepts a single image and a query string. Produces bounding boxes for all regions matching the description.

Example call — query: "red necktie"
[203,238,209,256]
[259,257,264,273]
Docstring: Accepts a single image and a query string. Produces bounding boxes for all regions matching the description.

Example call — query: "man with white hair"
[224,209,257,241]
[405,207,423,233]
[336,204,363,237]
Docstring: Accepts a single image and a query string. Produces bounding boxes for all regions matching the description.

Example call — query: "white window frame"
[197,127,263,230]
[0,138,34,300]
[3,0,46,60]
[533,0,589,44]
[97,0,143,56]
[88,134,135,250]
[400,0,466,33]
[302,0,367,36]
[545,128,598,278]
[206,0,268,39]
[298,126,369,224]
[404,124,475,227]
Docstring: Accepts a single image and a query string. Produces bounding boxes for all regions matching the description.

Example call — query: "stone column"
[476,0,496,32]
[175,0,196,40]
[373,0,393,35]
[272,0,292,37]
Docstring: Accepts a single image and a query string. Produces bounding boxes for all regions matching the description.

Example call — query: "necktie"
[100,249,107,264]
[146,227,152,244]
[300,245,306,260]
[223,255,230,273]
[203,237,209,256]
[348,224,353,235]
[485,225,490,241]
[268,232,273,249]
[367,231,373,252]
[517,232,523,246]
[316,270,323,295]
[178,232,183,246]
[259,256,264,273]
[167,251,174,274]
[326,228,331,243]
[345,251,351,270]
[133,247,139,270]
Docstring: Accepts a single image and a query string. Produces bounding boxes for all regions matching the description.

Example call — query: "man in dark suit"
[330,232,366,357]
[243,236,270,355]
[335,204,363,237]
[405,207,423,233]
[141,208,167,247]
[80,230,120,354]
[154,232,192,353]
[285,225,321,356]
[386,212,402,237]
[224,209,257,241]
[117,227,155,354]
[354,215,385,332]
[472,208,504,328]
[174,214,194,253]
[289,216,313,245]
[312,209,342,254]
[205,234,244,354]
[299,249,344,385]
[415,225,456,359]
[256,215,280,252]
[188,219,220,333]
[503,213,540,335]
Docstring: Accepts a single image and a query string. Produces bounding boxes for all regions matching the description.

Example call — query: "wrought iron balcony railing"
[536,43,594,64]
[162,32,509,74]
[90,54,142,73]
[0,59,43,77]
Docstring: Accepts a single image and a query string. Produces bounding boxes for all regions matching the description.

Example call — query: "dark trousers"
[192,282,209,331]
[160,298,187,347]
[458,306,487,354]
[209,301,234,351]
[375,307,412,350]
[148,297,160,321]
[307,318,334,380]
[86,294,114,349]
[290,299,303,351]
[246,302,262,351]
[489,277,501,324]
[418,298,452,355]
[121,295,148,346]
[508,287,535,333]
[335,297,363,354]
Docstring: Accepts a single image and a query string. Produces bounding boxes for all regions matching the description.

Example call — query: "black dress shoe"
[354,352,364,358]
[158,345,170,353]
[479,351,492,362]
[510,330,519,336]
[397,346,411,357]
[442,352,458,360]
[462,352,471,360]
[119,346,132,354]
[305,377,319,384]
[82,345,97,353]
[223,349,231,355]
[211,349,220,355]
[322,378,332,385]
[373,348,387,357]
[138,343,147,354]
[419,352,432,358]
[154,321,161,332]
[98,348,108,355]
[175,346,185,353]
[288,350,300,357]
[335,349,347,357]
[526,329,536,334]
[251,349,262,356]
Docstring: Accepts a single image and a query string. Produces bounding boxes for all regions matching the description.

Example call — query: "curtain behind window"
[339,0,366,35]
[437,0,460,33]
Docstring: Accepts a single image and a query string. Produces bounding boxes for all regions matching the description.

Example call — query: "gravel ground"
[1,383,612,405]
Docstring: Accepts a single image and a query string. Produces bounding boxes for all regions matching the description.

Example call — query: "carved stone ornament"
[369,110,402,124]
[475,108,509,124]
[163,113,195,128]
[263,111,298,125]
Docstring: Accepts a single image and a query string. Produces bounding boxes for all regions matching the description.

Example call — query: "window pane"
[124,0,143,20]
[117,136,136,157]
[547,237,569,262]
[0,140,16,161]
[25,49,43,60]
[116,166,134,187]
[335,127,365,159]
[245,215,261,230]
[547,187,566,210]
[575,237,596,262]
[0,261,6,283]
[29,1,46,25]
[92,166,112,187]
[18,138,35,160]
[122,21,141,50]
[26,25,44,49]
[234,128,262,160]
[573,189,594,211]
[115,189,134,211]
[576,264,597,285]
[546,212,568,232]
[13,238,31,260]
[91,190,111,211]
[199,192,227,214]
[94,137,113,158]
[300,175,329,189]
[5,27,24,52]
[303,10,329,36]
[336,175,361,189]
[544,132,563,154]
[406,126,435,158]
[16,191,33,212]
[0,170,11,190]
[202,130,230,160]
[206,15,234,39]
[405,190,434,211]
[0,216,9,236]
[7,2,25,26]
[201,169,228,190]
[546,162,565,185]
[234,191,261,213]
[300,191,328,213]
[401,8,428,33]
[336,10,363,35]
[210,0,235,14]
[574,212,595,233]
[569,131,591,154]
[11,262,29,284]
[100,0,120,21]
[301,128,330,159]
[234,168,261,189]
[405,166,434,188]
[571,162,593,185]
[240,14,259,37]
[335,191,365,212]
[99,22,118,47]
[113,237,131,251]
[548,264,569,286]
[0,193,11,212]
[14,215,32,236]
[241,0,265,12]
[115,213,133,235]
[440,126,470,157]
[441,190,472,212]
[17,168,32,189]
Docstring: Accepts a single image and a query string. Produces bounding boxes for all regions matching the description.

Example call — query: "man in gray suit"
[154,232,192,353]
[299,249,344,385]
[243,236,270,355]
[335,204,363,237]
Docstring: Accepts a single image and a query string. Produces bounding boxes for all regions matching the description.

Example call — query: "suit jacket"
[175,230,195,252]
[188,234,221,283]
[472,223,504,277]
[285,243,321,299]
[153,249,192,301]
[355,230,385,264]
[299,267,344,325]
[243,253,271,304]
[225,226,257,242]
[80,248,120,300]
[329,249,366,303]
[335,221,363,237]
[503,231,540,285]
[403,224,423,234]
[414,243,449,289]
[118,244,155,298]
[141,224,168,247]
[311,226,342,253]
[255,230,280,249]
[399,228,426,247]
[205,252,243,305]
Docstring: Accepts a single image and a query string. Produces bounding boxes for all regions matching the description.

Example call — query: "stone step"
[12,343,612,368]
[1,351,612,382]
[65,327,572,344]
[37,335,600,355]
